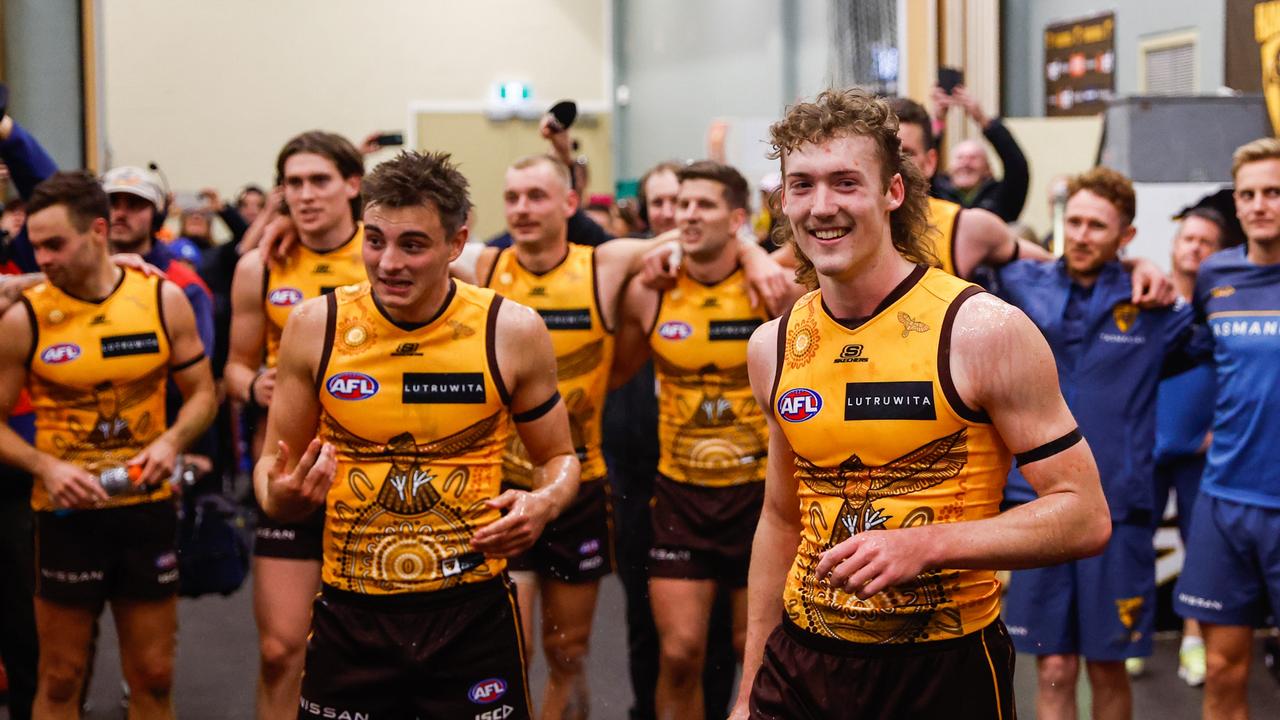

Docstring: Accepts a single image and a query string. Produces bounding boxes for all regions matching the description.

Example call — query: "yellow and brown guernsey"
[317,280,512,595]
[771,266,1011,644]
[649,267,769,487]
[485,244,613,486]
[925,196,962,277]
[22,268,174,511]
[263,224,365,366]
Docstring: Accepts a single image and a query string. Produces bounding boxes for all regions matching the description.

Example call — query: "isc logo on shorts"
[268,287,304,306]
[777,388,822,422]
[326,372,379,401]
[657,320,693,340]
[468,678,507,704]
[40,343,81,364]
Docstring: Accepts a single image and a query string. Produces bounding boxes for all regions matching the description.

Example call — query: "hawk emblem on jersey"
[794,429,969,643]
[655,357,766,483]
[555,339,605,381]
[325,412,504,594]
[1112,303,1138,333]
[1115,596,1144,632]
[897,312,930,338]
[39,371,164,471]
[449,320,476,340]
[786,314,820,369]
[1210,285,1235,299]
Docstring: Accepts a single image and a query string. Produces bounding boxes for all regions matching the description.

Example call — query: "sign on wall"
[1044,12,1117,116]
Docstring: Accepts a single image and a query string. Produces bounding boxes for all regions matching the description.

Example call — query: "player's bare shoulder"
[948,290,1055,407]
[746,317,783,401]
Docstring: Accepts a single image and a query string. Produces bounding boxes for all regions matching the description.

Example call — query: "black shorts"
[750,617,1016,719]
[648,474,763,587]
[299,578,532,719]
[254,507,324,561]
[35,500,179,606]
[506,478,614,583]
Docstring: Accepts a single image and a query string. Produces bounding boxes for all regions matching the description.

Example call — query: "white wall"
[101,0,610,197]
[4,0,84,170]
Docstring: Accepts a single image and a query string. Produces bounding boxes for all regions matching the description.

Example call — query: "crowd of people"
[0,76,1276,720]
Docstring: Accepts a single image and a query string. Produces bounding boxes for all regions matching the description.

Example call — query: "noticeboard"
[1044,12,1117,116]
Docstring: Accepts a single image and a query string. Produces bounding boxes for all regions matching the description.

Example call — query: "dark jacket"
[933,118,1030,224]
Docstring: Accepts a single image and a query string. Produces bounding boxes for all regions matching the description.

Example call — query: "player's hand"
[741,244,792,316]
[814,528,933,600]
[952,86,988,126]
[639,239,681,291]
[111,253,165,278]
[472,489,555,557]
[1129,258,1177,308]
[263,439,336,522]
[199,187,222,210]
[128,435,181,490]
[259,215,299,269]
[36,457,108,509]
[251,368,278,407]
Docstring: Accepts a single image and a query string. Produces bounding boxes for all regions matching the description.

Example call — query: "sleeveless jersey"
[926,196,961,277]
[22,269,173,511]
[485,244,613,485]
[263,224,365,366]
[318,280,512,595]
[649,267,769,487]
[771,266,1011,644]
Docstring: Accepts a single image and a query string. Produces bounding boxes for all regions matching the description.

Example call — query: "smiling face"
[282,152,360,238]
[1063,189,1134,279]
[780,134,904,283]
[948,140,991,192]
[676,178,744,263]
[362,203,466,318]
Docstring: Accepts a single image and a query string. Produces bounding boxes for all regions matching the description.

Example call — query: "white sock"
[1181,636,1204,652]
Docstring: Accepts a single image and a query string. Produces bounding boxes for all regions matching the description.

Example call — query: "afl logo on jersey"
[326,372,379,401]
[267,287,303,307]
[468,677,507,704]
[777,388,822,422]
[657,320,693,340]
[40,343,81,365]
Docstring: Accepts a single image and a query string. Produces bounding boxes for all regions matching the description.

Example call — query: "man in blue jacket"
[998,167,1197,720]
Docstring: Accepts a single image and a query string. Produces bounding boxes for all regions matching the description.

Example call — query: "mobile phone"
[547,100,578,132]
[938,66,964,94]
[373,132,404,147]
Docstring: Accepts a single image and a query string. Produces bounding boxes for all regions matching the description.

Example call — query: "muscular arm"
[0,273,42,315]
[225,249,268,404]
[731,320,803,716]
[592,235,672,327]
[608,277,657,390]
[471,300,580,556]
[818,294,1110,597]
[954,207,1049,278]
[131,281,218,486]
[253,297,329,521]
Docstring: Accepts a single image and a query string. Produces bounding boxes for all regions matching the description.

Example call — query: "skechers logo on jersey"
[538,308,593,331]
[403,372,486,404]
[777,388,822,422]
[845,381,935,421]
[392,342,423,357]
[101,332,160,358]
[298,698,370,719]
[658,320,693,340]
[326,372,379,400]
[312,263,331,275]
[40,343,81,364]
[268,287,304,306]
[89,314,108,326]
[709,319,762,341]
[469,678,508,704]
[834,344,868,363]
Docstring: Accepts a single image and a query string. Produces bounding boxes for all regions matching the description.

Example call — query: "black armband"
[513,391,561,423]
[170,352,206,372]
[1015,428,1083,467]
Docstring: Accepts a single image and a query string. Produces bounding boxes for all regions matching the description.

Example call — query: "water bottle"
[99,465,144,496]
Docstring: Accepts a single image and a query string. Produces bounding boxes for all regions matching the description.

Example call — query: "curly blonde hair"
[768,88,937,289]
